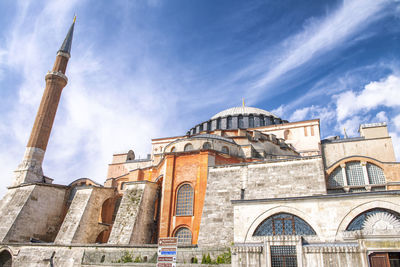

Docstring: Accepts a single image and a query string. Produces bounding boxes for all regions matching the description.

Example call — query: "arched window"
[260,116,265,126]
[345,162,365,186]
[346,208,400,231]
[284,129,292,140]
[184,143,193,152]
[0,250,12,267]
[216,118,221,129]
[207,122,211,131]
[203,142,211,150]
[227,116,232,129]
[249,115,254,128]
[328,167,344,188]
[221,146,229,154]
[199,124,203,132]
[328,161,386,190]
[367,163,385,184]
[170,146,176,152]
[253,213,316,236]
[175,227,192,245]
[176,184,194,216]
[238,115,244,128]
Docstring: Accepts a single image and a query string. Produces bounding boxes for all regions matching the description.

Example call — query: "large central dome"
[187,106,287,135]
[211,106,279,119]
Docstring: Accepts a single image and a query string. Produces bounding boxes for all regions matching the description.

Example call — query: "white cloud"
[375,111,388,123]
[336,75,400,121]
[245,0,393,100]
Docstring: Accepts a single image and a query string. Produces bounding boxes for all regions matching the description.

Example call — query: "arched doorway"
[0,250,12,267]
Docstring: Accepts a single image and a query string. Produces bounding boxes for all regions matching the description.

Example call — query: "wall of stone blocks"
[0,184,68,243]
[108,182,158,245]
[197,157,326,247]
[55,187,115,244]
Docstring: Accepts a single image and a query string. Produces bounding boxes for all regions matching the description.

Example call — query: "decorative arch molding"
[244,205,322,242]
[326,156,385,175]
[335,200,400,240]
[0,246,14,267]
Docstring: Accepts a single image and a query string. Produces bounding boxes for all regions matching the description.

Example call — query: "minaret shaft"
[13,19,75,186]
[27,55,68,151]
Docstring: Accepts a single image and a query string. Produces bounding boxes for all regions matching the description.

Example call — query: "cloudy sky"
[0,0,399,196]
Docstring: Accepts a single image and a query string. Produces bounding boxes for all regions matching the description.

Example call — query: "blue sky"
[0,0,400,196]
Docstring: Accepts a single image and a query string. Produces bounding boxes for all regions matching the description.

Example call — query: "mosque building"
[0,19,400,267]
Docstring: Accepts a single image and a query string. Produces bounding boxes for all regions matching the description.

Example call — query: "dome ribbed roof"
[211,106,278,119]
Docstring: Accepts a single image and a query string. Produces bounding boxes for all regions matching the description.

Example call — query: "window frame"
[175,183,194,216]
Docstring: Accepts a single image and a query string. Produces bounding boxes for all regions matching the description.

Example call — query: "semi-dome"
[211,106,278,119]
[187,106,288,135]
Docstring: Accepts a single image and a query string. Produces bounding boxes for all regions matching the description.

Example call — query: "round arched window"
[175,227,192,245]
[253,213,316,236]
[184,143,194,152]
[221,146,229,154]
[346,208,400,231]
[203,142,211,150]
[176,184,194,216]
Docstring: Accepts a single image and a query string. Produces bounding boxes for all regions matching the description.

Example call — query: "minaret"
[13,17,76,186]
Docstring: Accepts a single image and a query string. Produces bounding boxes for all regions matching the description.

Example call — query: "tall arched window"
[175,227,192,245]
[260,116,265,126]
[238,115,244,128]
[176,184,194,216]
[184,143,194,152]
[346,208,400,231]
[249,115,254,128]
[253,213,316,236]
[227,116,232,129]
[216,118,221,129]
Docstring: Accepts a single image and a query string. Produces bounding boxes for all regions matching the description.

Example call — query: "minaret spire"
[13,18,76,186]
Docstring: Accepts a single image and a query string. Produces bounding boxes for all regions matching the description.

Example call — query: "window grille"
[253,213,316,236]
[176,184,194,216]
[345,162,365,186]
[328,167,344,188]
[249,115,254,128]
[367,163,385,184]
[346,209,400,231]
[270,246,297,267]
[227,116,232,128]
[175,227,192,245]
[184,143,193,152]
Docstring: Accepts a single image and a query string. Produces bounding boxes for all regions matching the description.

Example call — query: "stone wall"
[0,184,67,242]
[108,182,158,245]
[55,187,115,244]
[197,157,326,247]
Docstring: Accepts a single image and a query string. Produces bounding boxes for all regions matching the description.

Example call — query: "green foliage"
[117,251,133,263]
[206,253,211,264]
[201,254,207,264]
[192,257,198,263]
[134,255,143,263]
[200,249,231,265]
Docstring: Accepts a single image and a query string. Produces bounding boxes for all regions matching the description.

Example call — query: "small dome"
[211,106,278,119]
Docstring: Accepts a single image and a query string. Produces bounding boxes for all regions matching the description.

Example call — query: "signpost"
[157,237,177,267]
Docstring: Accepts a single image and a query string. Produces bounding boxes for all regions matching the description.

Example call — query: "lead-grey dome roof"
[211,106,278,119]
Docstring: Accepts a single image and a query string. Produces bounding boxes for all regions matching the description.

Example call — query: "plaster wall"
[322,137,396,168]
